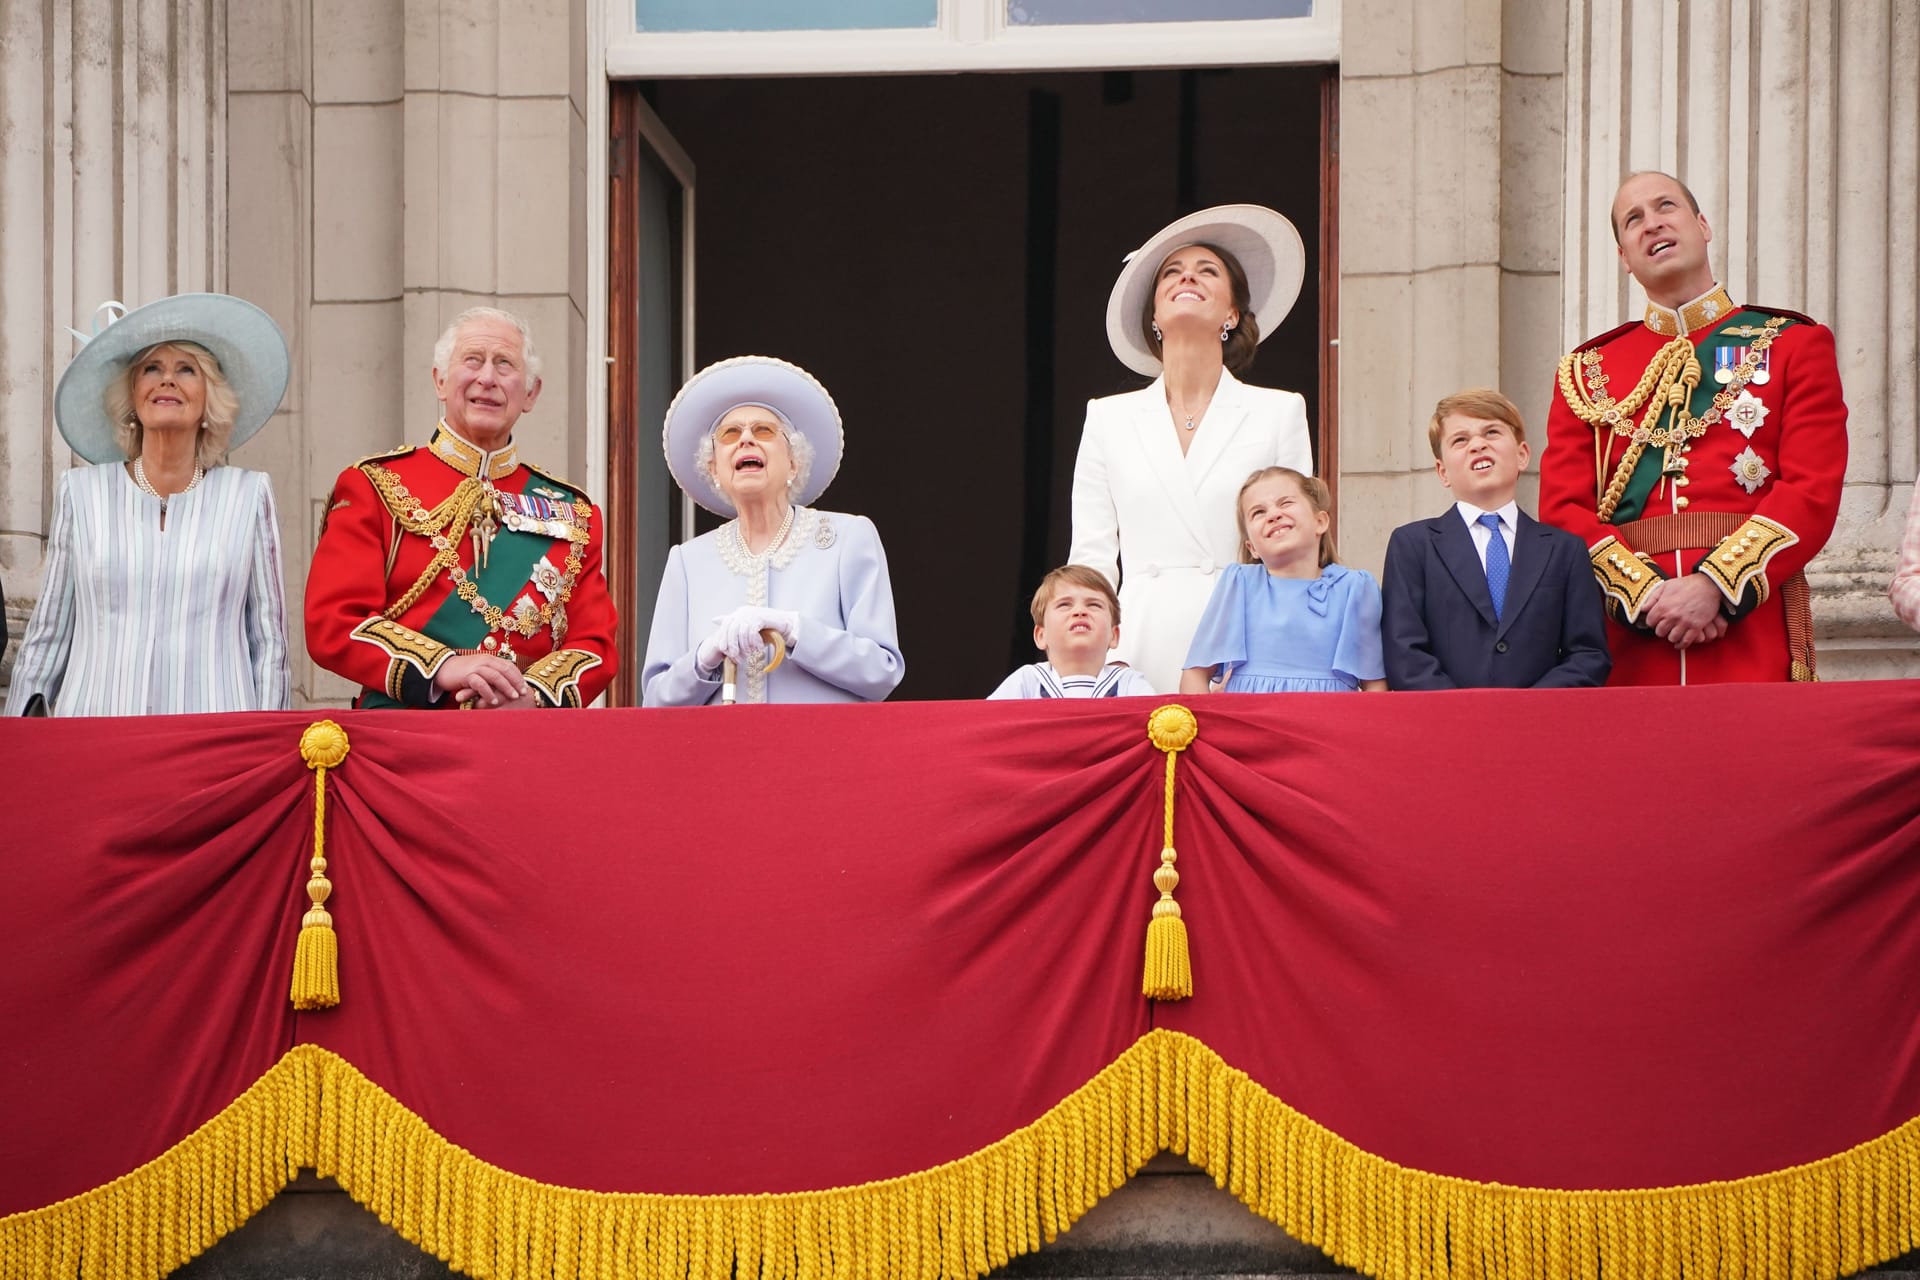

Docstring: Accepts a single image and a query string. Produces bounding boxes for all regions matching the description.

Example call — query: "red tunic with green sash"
[1539,285,1848,685]
[306,425,618,708]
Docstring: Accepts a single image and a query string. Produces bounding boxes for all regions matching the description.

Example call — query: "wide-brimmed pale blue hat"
[1106,204,1305,377]
[662,356,844,517]
[54,293,291,463]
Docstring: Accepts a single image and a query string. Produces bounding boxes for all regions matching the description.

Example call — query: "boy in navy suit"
[1382,390,1610,689]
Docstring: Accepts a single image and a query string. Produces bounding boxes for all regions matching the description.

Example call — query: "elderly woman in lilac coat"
[642,356,905,706]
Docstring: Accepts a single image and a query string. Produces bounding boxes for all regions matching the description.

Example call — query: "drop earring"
[1151,322,1162,341]
[1221,321,1235,343]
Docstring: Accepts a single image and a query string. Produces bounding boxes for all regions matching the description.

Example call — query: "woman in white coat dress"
[642,356,905,707]
[1068,205,1313,694]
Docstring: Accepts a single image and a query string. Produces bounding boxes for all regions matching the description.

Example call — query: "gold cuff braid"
[351,618,455,681]
[1588,536,1665,624]
[523,649,603,708]
[1697,516,1797,608]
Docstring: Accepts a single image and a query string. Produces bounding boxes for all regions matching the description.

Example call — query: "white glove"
[716,606,802,665]
[695,626,729,678]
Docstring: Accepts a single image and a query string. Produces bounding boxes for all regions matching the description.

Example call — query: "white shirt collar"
[1455,499,1519,532]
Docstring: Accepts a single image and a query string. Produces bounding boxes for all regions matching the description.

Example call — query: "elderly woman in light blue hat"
[642,356,904,706]
[6,294,292,716]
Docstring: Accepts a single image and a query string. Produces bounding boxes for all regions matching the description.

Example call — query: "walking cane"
[721,629,788,705]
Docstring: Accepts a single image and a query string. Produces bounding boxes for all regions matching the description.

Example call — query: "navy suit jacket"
[1381,507,1610,690]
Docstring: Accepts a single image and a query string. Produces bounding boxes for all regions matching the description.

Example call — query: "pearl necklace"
[736,504,795,561]
[133,457,205,514]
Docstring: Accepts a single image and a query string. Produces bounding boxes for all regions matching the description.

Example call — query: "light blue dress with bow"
[1182,562,1384,693]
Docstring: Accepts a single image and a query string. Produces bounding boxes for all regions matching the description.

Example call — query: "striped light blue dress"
[4,463,290,715]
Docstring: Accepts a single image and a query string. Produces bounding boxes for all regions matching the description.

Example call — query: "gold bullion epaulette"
[1573,320,1640,354]
[1697,516,1797,608]
[524,461,587,502]
[1589,534,1664,624]
[350,443,418,471]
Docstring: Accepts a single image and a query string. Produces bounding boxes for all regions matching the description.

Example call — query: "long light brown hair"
[1236,466,1337,568]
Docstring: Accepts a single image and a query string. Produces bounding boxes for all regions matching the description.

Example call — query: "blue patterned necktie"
[1479,512,1509,621]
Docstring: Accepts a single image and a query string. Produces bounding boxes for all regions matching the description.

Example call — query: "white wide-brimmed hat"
[54,294,291,464]
[1105,204,1306,377]
[662,356,845,517]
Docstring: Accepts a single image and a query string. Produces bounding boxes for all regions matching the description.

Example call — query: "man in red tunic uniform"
[306,307,617,708]
[1539,172,1848,684]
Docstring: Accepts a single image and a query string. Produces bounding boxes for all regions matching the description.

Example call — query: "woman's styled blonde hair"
[104,341,239,469]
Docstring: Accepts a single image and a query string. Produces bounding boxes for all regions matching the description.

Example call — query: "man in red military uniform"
[306,307,617,708]
[1540,171,1847,684]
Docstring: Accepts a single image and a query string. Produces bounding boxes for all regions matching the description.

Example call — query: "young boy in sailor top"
[988,565,1158,699]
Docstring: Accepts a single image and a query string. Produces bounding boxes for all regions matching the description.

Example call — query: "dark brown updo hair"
[1138,242,1263,374]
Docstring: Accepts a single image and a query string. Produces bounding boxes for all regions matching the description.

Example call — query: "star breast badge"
[1727,389,1769,438]
[1730,446,1773,495]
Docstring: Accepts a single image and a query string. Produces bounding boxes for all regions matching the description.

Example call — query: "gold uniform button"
[1676,496,1690,509]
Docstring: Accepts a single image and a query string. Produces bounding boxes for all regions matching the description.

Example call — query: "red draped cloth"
[3,683,1918,1275]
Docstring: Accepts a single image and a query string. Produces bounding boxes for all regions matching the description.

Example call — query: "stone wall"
[1335,0,1569,575]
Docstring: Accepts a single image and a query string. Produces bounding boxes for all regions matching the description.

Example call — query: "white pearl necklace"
[736,504,795,561]
[133,457,205,514]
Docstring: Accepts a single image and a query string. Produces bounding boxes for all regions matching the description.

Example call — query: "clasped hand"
[696,606,802,676]
[1643,573,1730,650]
[435,652,541,709]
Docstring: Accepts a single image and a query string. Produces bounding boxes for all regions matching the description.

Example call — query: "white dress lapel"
[1128,375,1213,551]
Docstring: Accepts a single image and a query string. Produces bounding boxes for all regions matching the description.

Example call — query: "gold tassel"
[291,720,351,1010]
[1143,705,1198,1000]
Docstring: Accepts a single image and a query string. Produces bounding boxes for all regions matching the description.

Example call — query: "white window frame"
[602,0,1338,77]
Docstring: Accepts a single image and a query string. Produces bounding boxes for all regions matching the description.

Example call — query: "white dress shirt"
[1455,499,1519,570]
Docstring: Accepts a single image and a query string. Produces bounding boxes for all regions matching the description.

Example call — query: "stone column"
[0,0,225,681]
[1336,0,1569,575]
[1562,0,1920,677]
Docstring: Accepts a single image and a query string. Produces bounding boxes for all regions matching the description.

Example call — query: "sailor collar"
[1643,284,1736,337]
[429,421,518,481]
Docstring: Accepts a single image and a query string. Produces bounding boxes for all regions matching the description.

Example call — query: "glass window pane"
[1008,0,1310,22]
[637,0,936,31]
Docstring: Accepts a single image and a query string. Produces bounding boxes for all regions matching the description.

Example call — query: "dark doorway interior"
[639,67,1327,701]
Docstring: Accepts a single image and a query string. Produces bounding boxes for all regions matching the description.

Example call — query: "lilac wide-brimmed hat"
[54,293,290,463]
[661,356,844,517]
[1105,204,1306,377]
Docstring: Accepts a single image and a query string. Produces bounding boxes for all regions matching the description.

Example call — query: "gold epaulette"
[1589,535,1664,624]
[524,461,586,500]
[524,648,603,708]
[350,444,418,470]
[350,617,455,701]
[1697,516,1797,608]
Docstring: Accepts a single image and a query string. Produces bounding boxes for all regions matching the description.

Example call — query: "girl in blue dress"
[1179,467,1386,694]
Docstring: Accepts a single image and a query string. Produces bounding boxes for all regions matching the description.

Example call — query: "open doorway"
[610,66,1333,702]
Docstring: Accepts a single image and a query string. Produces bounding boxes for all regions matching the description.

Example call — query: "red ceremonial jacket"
[1538,286,1847,685]
[305,425,618,708]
